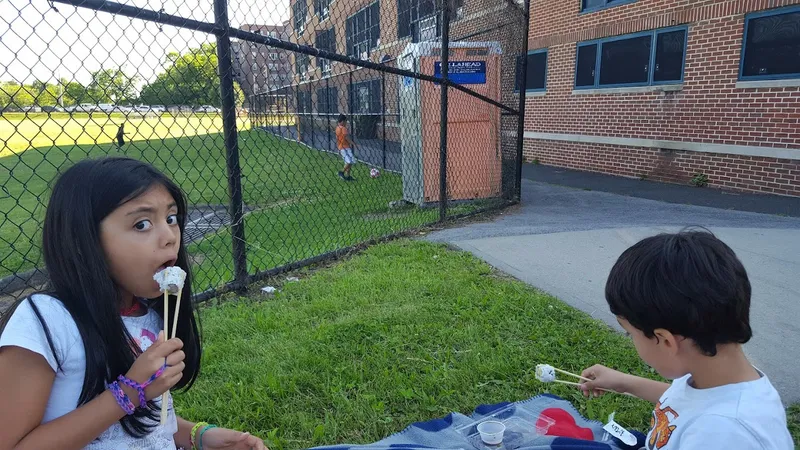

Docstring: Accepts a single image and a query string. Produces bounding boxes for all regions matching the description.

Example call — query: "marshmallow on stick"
[536,363,637,397]
[153,266,186,425]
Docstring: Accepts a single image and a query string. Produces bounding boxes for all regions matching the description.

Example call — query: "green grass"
[175,240,660,449]
[789,404,800,449]
[176,240,800,449]
[1,113,496,289]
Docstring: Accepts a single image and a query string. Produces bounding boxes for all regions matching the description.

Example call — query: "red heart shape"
[537,408,595,441]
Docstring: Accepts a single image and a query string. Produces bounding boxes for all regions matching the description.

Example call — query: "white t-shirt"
[644,370,793,450]
[0,294,178,450]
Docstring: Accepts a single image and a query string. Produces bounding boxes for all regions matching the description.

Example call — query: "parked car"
[194,105,219,113]
[150,105,166,113]
[21,106,42,113]
[78,103,97,112]
[97,103,115,113]
[41,105,64,113]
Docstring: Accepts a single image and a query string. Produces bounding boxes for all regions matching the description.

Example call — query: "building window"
[349,79,381,113]
[270,52,279,61]
[515,49,547,92]
[316,28,336,76]
[297,91,312,113]
[296,54,311,80]
[741,6,800,80]
[293,0,308,34]
[575,26,687,89]
[398,0,463,40]
[346,2,380,58]
[581,0,635,13]
[315,0,331,20]
[317,86,339,114]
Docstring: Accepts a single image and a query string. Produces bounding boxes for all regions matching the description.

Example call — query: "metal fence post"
[438,0,451,223]
[381,71,387,170]
[214,0,248,291]
[327,76,333,151]
[514,0,532,202]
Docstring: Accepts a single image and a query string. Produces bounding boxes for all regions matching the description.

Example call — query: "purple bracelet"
[108,381,136,415]
[117,363,167,409]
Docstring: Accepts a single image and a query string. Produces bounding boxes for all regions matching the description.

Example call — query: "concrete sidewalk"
[428,174,800,404]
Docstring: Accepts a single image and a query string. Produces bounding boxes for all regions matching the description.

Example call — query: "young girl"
[0,157,267,450]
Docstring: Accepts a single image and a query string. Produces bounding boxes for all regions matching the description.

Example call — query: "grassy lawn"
[177,240,800,449]
[1,113,495,289]
[175,240,658,449]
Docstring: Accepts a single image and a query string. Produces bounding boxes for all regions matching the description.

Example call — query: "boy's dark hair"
[605,229,752,356]
[338,113,347,124]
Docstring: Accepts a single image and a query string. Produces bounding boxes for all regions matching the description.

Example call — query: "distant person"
[115,123,129,149]
[335,114,356,181]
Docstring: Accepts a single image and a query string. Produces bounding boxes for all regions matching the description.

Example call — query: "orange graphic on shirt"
[648,402,679,449]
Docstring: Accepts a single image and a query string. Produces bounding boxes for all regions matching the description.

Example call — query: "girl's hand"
[199,427,268,450]
[122,331,185,405]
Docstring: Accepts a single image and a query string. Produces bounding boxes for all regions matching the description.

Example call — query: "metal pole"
[381,72,387,170]
[214,0,248,291]
[438,0,450,222]
[327,76,333,151]
[514,0,531,202]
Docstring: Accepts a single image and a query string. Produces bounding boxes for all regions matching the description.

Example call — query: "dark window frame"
[574,25,688,89]
[315,28,336,76]
[316,86,339,114]
[348,79,382,114]
[580,0,636,14]
[514,48,548,93]
[739,5,800,81]
[346,1,381,58]
[293,1,308,34]
[315,0,331,20]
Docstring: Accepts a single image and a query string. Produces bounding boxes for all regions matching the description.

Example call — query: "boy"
[336,114,356,181]
[580,230,792,449]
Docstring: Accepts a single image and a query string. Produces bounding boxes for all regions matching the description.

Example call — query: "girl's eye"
[134,220,153,231]
[167,214,179,226]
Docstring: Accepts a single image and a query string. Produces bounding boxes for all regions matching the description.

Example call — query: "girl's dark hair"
[605,229,752,357]
[0,157,202,437]
[338,113,347,123]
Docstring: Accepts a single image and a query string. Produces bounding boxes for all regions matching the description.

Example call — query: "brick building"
[232,22,292,104]
[521,1,800,196]
[285,0,526,140]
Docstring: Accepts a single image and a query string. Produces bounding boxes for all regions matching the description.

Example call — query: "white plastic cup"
[477,420,506,445]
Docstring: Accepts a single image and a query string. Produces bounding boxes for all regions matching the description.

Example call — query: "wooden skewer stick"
[170,290,182,340]
[160,291,169,425]
[554,377,638,398]
[554,367,592,383]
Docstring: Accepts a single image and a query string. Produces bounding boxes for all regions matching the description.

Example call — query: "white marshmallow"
[535,364,556,383]
[154,267,187,294]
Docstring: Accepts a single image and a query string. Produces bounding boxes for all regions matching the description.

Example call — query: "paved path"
[428,167,800,404]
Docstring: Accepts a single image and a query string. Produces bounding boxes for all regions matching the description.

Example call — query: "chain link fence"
[0,0,529,310]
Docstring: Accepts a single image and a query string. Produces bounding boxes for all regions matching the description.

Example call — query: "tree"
[140,43,244,107]
[30,80,61,107]
[87,68,139,104]
[0,82,35,109]
[62,79,89,106]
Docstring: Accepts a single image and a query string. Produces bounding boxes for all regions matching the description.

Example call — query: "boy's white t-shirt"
[644,370,793,450]
[0,294,178,450]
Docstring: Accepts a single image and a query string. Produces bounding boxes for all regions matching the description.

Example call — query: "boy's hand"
[579,364,629,398]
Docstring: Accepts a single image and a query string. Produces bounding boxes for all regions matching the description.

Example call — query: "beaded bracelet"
[198,424,217,450]
[117,363,167,408]
[190,422,209,449]
[108,381,136,415]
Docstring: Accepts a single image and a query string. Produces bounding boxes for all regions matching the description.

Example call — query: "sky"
[0,0,289,87]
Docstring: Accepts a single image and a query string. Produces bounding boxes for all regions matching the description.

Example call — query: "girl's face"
[100,183,182,302]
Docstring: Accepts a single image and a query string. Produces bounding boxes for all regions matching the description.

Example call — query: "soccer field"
[0,113,444,293]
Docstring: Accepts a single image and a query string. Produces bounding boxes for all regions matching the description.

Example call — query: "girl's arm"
[0,346,127,450]
[175,416,197,450]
